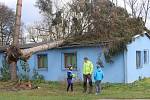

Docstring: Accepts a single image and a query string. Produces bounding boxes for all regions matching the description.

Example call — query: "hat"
[67,64,73,70]
[84,57,88,60]
[97,61,104,68]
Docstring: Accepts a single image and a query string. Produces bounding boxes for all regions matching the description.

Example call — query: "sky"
[0,0,150,29]
[1,0,42,25]
[0,0,71,25]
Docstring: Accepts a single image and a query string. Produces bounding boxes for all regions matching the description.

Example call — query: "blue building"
[0,33,150,83]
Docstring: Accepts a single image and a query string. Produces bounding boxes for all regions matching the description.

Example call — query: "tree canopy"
[35,0,148,62]
[0,3,15,46]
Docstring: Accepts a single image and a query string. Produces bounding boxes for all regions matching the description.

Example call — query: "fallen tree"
[6,40,64,80]
[6,40,64,62]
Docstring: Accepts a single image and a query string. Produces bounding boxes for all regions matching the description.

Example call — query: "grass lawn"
[1,78,150,100]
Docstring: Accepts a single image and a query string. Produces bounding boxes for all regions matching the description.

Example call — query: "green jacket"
[83,60,94,75]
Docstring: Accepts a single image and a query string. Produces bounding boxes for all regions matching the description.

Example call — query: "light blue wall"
[24,47,125,83]
[0,47,125,83]
[126,34,150,83]
[102,54,125,83]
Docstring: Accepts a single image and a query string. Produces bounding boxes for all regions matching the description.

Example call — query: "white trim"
[132,32,150,40]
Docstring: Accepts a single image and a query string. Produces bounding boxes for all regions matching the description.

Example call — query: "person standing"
[83,57,94,93]
[67,65,73,92]
[94,65,104,95]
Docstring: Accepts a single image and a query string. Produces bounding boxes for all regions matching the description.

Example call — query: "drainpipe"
[124,50,128,83]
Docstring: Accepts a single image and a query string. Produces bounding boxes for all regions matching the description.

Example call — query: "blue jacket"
[94,67,104,81]
[67,70,73,79]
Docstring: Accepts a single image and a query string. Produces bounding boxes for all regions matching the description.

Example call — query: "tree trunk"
[7,0,65,80]
[13,0,22,45]
[21,40,64,60]
[9,61,17,81]
[8,0,22,80]
[6,40,64,80]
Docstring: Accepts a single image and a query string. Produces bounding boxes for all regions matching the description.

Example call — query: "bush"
[18,60,30,81]
[32,68,45,84]
[0,60,10,81]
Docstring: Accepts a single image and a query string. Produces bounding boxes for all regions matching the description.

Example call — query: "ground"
[0,78,150,100]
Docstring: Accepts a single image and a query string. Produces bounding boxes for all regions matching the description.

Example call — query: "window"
[136,51,142,69]
[64,53,77,69]
[37,54,48,69]
[144,50,149,64]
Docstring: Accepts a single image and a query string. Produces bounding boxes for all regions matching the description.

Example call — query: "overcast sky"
[1,0,42,25]
[1,0,150,29]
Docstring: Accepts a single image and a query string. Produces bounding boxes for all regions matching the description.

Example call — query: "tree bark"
[9,0,22,81]
[9,62,17,80]
[21,40,64,60]
[6,40,64,81]
[13,0,22,45]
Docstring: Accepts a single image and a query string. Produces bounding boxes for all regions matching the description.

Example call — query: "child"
[94,65,104,95]
[67,65,74,92]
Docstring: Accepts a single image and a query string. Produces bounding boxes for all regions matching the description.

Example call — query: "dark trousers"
[95,80,101,93]
[67,79,73,92]
[83,74,93,93]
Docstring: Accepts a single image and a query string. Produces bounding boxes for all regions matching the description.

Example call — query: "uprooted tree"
[6,0,150,80]
[6,40,64,80]
[6,0,64,81]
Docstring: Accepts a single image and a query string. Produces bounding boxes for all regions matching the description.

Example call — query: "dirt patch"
[0,81,38,91]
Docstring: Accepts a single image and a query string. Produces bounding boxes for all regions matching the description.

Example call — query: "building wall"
[126,34,150,83]
[1,34,150,83]
[23,46,125,83]
[103,53,125,83]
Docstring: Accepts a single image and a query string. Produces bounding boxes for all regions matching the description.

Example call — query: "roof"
[0,40,111,53]
[132,32,150,40]
[58,41,111,48]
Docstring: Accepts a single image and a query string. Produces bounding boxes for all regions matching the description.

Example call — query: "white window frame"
[136,51,142,69]
[144,49,149,64]
[37,54,48,69]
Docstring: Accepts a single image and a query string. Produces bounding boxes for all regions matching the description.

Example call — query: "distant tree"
[142,0,150,25]
[26,21,55,43]
[35,0,71,40]
[0,3,15,46]
[125,0,150,25]
[35,0,55,40]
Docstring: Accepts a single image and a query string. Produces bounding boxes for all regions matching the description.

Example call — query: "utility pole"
[9,0,22,80]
